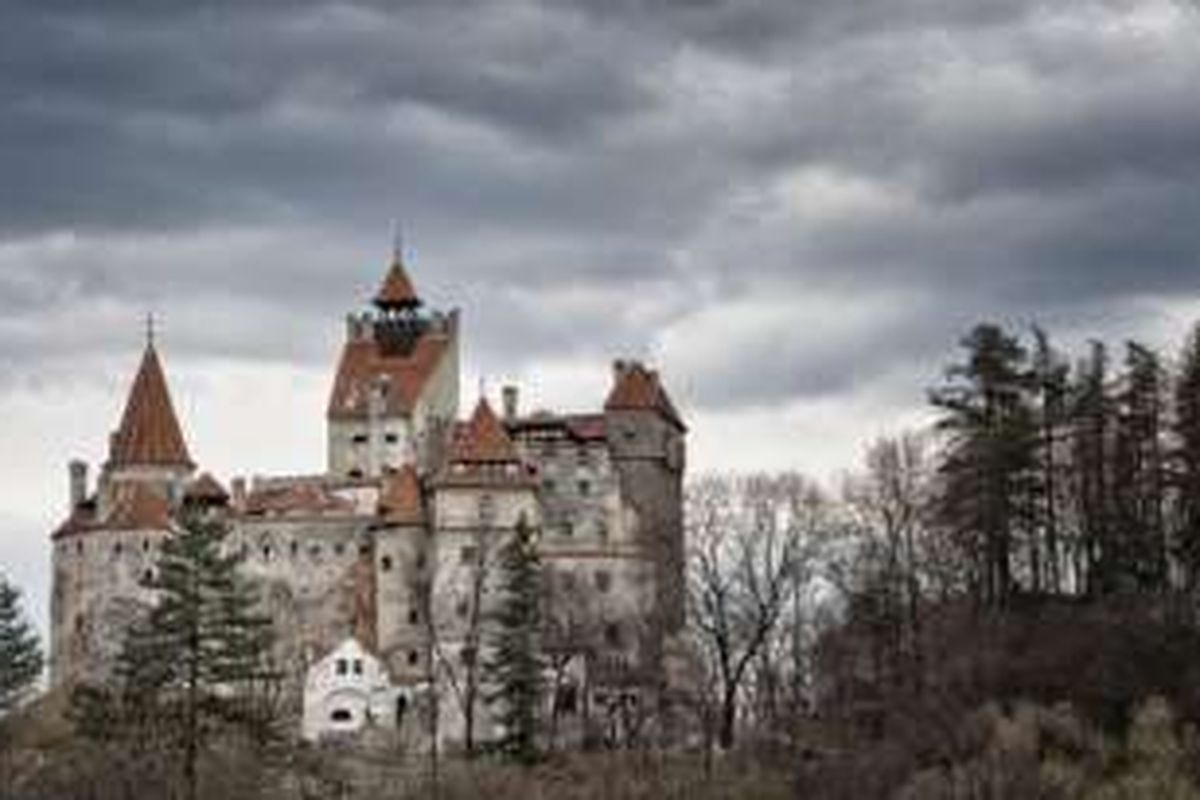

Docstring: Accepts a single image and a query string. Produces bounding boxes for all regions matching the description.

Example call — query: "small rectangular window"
[385,432,399,444]
[336,659,348,676]
[353,659,363,676]
[461,546,478,564]
[578,480,591,497]
[352,434,368,445]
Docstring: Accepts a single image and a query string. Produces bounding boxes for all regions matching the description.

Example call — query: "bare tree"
[687,473,829,749]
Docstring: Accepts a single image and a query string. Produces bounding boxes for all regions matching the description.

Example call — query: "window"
[460,545,477,565]
[310,545,321,560]
[416,552,427,571]
[336,659,348,676]
[262,545,272,562]
[353,659,363,676]
[578,480,591,497]
[331,709,352,722]
[456,599,469,619]
[562,521,574,538]
[555,684,579,715]
[543,478,557,493]
[396,695,409,725]
[352,433,368,445]
[76,541,83,555]
[408,608,419,625]
[290,541,298,558]
[385,432,399,444]
[334,542,345,556]
[595,570,611,593]
[348,468,363,479]
[142,539,150,553]
[596,519,609,540]
[576,447,590,467]
[478,494,496,526]
[142,569,154,584]
[381,555,393,572]
[407,651,419,666]
[359,543,371,556]
[605,622,622,647]
[113,542,123,558]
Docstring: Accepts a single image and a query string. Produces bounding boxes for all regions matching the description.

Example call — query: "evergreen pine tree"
[1071,341,1114,595]
[0,576,42,715]
[930,323,1038,606]
[485,512,544,764]
[111,510,279,800]
[1174,322,1200,589]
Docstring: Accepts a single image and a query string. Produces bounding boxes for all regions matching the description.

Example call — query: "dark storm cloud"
[1,0,1198,410]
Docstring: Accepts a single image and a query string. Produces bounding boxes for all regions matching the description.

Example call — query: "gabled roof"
[449,398,519,463]
[185,472,229,504]
[377,465,425,525]
[604,361,686,431]
[108,343,194,468]
[327,334,449,420]
[374,259,420,309]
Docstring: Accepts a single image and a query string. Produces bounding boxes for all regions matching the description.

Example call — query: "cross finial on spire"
[146,312,156,347]
[391,220,404,265]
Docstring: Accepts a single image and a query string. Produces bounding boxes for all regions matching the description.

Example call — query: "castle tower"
[326,252,460,478]
[603,361,687,634]
[50,333,196,687]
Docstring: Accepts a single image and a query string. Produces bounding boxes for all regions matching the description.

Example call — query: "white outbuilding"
[301,636,411,742]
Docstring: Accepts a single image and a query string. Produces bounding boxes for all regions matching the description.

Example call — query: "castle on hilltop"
[49,253,687,748]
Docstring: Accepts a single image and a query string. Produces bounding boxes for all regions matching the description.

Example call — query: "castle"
[49,253,687,747]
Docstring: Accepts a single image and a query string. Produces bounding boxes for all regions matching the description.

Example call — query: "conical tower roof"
[108,342,193,468]
[374,257,420,310]
[449,398,518,463]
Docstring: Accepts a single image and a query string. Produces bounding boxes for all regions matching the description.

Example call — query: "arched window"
[330,709,352,723]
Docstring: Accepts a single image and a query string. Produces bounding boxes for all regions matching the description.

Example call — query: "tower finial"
[391,220,404,265]
[146,312,155,347]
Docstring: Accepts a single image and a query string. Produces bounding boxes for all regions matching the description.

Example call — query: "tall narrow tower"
[326,251,460,478]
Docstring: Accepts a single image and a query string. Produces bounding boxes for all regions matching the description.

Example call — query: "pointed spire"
[449,397,518,463]
[373,234,421,311]
[108,335,193,468]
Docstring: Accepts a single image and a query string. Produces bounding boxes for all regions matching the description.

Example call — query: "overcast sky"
[3,0,1200,635]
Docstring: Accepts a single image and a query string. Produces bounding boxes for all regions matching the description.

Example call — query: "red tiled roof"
[505,413,607,442]
[109,344,193,467]
[243,482,356,517]
[185,472,229,503]
[449,399,519,463]
[374,260,420,308]
[378,465,425,525]
[327,334,449,420]
[604,361,686,431]
[106,481,173,530]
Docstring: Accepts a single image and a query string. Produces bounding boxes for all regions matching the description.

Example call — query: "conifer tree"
[0,576,42,716]
[930,323,1037,606]
[485,513,544,764]
[111,510,279,800]
[1174,322,1200,589]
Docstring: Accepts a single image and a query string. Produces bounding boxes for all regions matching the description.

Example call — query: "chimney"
[68,460,88,510]
[502,385,519,421]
